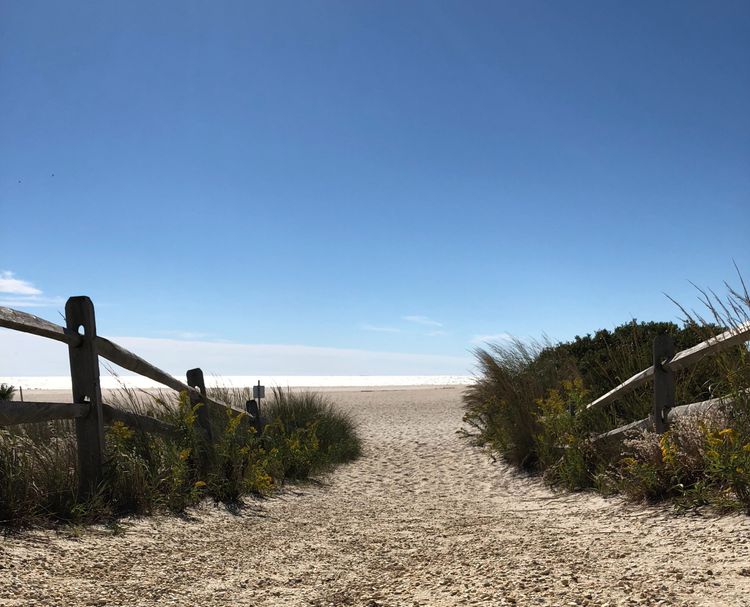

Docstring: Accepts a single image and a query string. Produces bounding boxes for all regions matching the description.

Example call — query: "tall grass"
[0,384,361,528]
[264,387,361,466]
[615,271,750,510]
[0,419,79,525]
[0,383,15,400]
[464,270,750,509]
[463,337,571,469]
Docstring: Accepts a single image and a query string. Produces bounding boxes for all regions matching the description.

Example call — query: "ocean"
[0,375,475,391]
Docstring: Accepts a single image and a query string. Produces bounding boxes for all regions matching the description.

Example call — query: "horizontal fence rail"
[0,297,257,495]
[586,321,750,411]
[0,401,90,425]
[101,403,178,438]
[0,306,239,413]
[586,321,750,442]
[0,306,83,347]
[585,366,655,411]
[594,393,739,442]
[0,400,178,437]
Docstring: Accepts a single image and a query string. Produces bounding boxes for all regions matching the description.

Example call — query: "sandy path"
[2,386,750,606]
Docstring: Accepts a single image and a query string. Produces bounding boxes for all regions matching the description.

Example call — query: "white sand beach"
[2,386,750,606]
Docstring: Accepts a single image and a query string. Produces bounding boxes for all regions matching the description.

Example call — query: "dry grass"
[0,383,361,528]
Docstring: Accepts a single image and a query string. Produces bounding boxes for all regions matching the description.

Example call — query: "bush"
[462,338,569,469]
[0,384,15,400]
[0,385,361,528]
[464,270,750,509]
[615,410,726,504]
[263,388,362,471]
[0,420,79,525]
[613,405,750,512]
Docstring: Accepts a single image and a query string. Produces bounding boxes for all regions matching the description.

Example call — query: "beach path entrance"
[2,386,750,606]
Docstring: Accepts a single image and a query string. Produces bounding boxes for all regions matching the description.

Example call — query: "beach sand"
[2,386,750,606]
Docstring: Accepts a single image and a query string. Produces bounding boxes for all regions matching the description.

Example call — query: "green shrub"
[0,384,361,528]
[534,378,602,489]
[263,388,362,470]
[615,411,721,504]
[0,384,15,401]
[613,405,750,512]
[463,337,613,479]
[703,425,750,510]
[465,269,750,511]
[462,338,564,469]
[0,421,79,525]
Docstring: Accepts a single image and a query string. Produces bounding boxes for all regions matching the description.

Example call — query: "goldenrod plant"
[0,384,361,528]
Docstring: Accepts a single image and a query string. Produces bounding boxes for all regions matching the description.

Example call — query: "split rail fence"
[0,296,258,495]
[587,321,750,442]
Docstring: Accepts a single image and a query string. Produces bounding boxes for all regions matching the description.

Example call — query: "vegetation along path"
[3,386,750,606]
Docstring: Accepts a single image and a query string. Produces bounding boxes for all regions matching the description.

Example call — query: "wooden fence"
[587,321,750,442]
[0,296,256,495]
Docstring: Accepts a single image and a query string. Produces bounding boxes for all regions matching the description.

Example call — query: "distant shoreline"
[1,374,475,391]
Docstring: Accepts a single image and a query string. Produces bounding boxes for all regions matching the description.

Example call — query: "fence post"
[66,296,105,497]
[186,368,212,443]
[245,398,264,433]
[652,334,676,434]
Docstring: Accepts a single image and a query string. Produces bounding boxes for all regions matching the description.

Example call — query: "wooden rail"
[0,307,82,347]
[0,400,178,437]
[594,394,737,442]
[586,321,750,440]
[666,322,750,371]
[0,401,90,425]
[585,366,654,411]
[0,306,237,412]
[0,296,254,495]
[101,403,178,438]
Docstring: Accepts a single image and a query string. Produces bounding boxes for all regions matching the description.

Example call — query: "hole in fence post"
[653,334,676,434]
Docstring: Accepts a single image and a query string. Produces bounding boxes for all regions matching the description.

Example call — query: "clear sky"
[1,1,749,376]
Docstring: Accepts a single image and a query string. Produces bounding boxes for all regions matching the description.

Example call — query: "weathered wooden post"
[66,296,105,496]
[652,334,676,434]
[245,398,263,433]
[186,368,212,443]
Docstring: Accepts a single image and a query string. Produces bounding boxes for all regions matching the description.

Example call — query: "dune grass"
[0,385,361,528]
[464,271,750,510]
[0,384,15,401]
[263,387,362,471]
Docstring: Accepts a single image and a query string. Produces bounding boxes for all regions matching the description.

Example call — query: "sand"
[2,386,750,606]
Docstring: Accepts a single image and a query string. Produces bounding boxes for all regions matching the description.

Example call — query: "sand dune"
[2,386,750,606]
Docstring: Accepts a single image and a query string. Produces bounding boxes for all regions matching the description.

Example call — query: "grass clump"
[0,384,15,400]
[0,385,360,528]
[464,269,750,511]
[264,387,362,473]
[614,274,750,511]
[0,421,79,525]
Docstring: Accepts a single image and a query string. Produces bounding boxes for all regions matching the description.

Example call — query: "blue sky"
[1,1,749,376]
